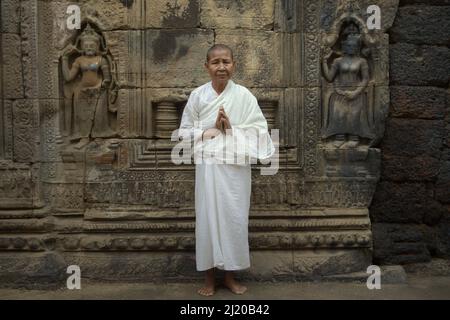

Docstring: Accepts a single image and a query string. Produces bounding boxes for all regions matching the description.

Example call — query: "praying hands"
[202,106,232,140]
[216,106,232,133]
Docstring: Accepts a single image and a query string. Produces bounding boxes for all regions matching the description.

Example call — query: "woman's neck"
[212,80,228,95]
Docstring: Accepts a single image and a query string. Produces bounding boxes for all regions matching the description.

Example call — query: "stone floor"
[0,275,449,300]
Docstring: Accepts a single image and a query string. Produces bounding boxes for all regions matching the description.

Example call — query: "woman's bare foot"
[224,272,247,295]
[198,268,216,297]
[198,286,215,296]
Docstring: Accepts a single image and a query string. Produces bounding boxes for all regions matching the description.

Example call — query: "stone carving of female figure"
[321,23,375,149]
[61,23,117,148]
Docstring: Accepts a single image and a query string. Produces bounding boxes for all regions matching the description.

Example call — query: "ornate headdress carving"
[337,0,361,13]
[342,22,360,37]
[79,23,102,44]
[73,22,107,54]
[342,22,362,48]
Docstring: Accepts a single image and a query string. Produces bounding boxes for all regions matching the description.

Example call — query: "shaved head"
[206,44,234,62]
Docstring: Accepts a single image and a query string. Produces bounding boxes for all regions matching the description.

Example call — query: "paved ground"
[0,275,449,300]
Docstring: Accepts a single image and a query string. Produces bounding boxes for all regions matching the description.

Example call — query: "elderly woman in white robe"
[178,44,275,296]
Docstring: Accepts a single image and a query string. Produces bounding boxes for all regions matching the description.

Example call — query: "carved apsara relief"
[60,22,119,150]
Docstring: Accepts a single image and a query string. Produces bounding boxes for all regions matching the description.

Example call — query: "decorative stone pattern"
[12,100,39,163]
[201,0,275,30]
[1,33,23,99]
[0,162,34,209]
[0,237,46,251]
[0,101,13,160]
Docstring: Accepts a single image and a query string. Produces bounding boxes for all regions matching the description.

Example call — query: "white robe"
[179,80,274,271]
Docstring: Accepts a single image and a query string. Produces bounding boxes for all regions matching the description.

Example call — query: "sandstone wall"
[371,0,450,264]
[0,0,449,281]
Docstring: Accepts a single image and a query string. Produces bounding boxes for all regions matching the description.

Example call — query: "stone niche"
[0,0,399,285]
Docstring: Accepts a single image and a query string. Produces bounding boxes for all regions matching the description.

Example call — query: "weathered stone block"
[243,251,294,280]
[436,223,450,257]
[201,0,275,30]
[403,257,450,277]
[381,118,445,159]
[390,5,450,45]
[104,29,213,88]
[0,252,66,289]
[400,0,450,4]
[382,154,441,182]
[442,149,450,161]
[216,29,282,88]
[61,252,200,281]
[445,126,450,148]
[436,161,450,204]
[390,43,450,86]
[390,86,448,120]
[47,0,200,32]
[422,202,447,227]
[148,0,200,28]
[372,223,432,265]
[370,182,434,223]
[79,0,200,29]
[293,249,372,277]
[380,265,408,284]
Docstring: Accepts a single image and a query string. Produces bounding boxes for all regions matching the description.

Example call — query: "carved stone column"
[260,101,279,131]
[154,101,179,139]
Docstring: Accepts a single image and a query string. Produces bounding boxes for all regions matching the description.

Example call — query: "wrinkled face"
[81,40,99,56]
[204,49,235,84]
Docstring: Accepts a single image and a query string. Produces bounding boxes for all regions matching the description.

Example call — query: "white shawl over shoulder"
[179,80,275,165]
